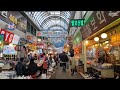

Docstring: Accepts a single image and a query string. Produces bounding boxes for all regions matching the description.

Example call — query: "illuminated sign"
[111,33,120,46]
[70,19,85,27]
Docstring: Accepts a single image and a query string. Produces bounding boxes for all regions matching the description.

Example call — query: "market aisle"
[54,63,83,79]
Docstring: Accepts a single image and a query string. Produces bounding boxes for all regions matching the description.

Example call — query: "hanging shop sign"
[36,31,68,37]
[37,44,44,49]
[0,11,27,33]
[73,30,82,45]
[15,45,22,51]
[81,11,120,40]
[27,43,36,50]
[27,35,32,40]
[0,28,14,43]
[12,34,20,45]
[111,33,120,46]
[3,45,17,55]
[19,38,27,45]
[70,19,85,27]
[27,35,34,43]
[8,23,15,30]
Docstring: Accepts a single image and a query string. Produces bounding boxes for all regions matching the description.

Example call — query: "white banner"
[36,31,68,37]
[12,34,20,45]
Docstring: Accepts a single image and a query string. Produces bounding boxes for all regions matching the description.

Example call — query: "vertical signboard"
[0,34,4,57]
[0,28,14,43]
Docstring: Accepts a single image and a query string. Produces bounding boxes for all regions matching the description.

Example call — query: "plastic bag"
[41,74,47,79]
[52,62,56,67]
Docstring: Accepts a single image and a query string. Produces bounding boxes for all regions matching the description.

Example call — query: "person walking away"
[43,58,48,75]
[42,53,48,74]
[51,55,56,68]
[15,57,26,76]
[28,53,32,60]
[38,54,41,61]
[61,51,69,72]
[37,54,44,77]
[54,54,58,66]
[34,53,37,60]
[48,54,52,67]
[70,54,76,75]
[26,58,38,79]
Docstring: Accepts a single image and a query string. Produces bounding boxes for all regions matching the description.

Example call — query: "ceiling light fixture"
[94,37,99,42]
[101,33,107,39]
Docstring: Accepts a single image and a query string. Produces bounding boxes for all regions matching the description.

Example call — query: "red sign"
[37,31,42,36]
[0,28,14,43]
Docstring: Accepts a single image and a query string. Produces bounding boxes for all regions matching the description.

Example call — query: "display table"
[91,66,114,78]
[2,63,13,71]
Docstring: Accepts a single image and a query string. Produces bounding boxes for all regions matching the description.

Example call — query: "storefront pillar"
[83,40,87,73]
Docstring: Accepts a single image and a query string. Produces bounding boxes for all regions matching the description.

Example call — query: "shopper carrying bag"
[70,54,76,75]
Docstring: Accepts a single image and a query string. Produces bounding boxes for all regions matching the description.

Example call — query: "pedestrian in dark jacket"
[15,57,26,76]
[26,58,38,79]
[61,51,69,71]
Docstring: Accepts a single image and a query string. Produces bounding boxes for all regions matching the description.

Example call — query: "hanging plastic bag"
[41,74,47,79]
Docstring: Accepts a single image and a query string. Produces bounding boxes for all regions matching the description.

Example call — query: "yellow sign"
[111,33,120,46]
[9,14,27,30]
[27,43,36,50]
[9,14,18,24]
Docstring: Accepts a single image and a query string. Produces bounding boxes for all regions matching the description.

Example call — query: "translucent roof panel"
[25,11,73,31]
[50,26,65,31]
[25,11,73,48]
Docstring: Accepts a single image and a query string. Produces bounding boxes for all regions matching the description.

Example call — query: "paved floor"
[54,63,83,79]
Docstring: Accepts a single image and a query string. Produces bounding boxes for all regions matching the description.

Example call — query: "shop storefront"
[0,28,20,60]
[0,11,27,61]
[80,11,120,79]
[73,30,82,59]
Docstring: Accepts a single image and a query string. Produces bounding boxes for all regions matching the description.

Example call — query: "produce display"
[0,71,16,79]
[101,63,113,69]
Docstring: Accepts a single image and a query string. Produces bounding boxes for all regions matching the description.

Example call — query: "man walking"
[61,51,69,72]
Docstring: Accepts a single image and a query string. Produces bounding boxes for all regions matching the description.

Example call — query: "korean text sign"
[81,11,120,40]
[0,28,14,43]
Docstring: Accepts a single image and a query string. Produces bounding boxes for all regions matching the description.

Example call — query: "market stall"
[79,11,120,79]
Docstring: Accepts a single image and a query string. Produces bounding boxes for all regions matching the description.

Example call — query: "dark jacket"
[59,53,62,61]
[15,61,26,76]
[61,53,69,62]
[27,61,38,75]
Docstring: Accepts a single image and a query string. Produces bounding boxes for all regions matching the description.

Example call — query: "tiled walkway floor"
[54,63,83,79]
